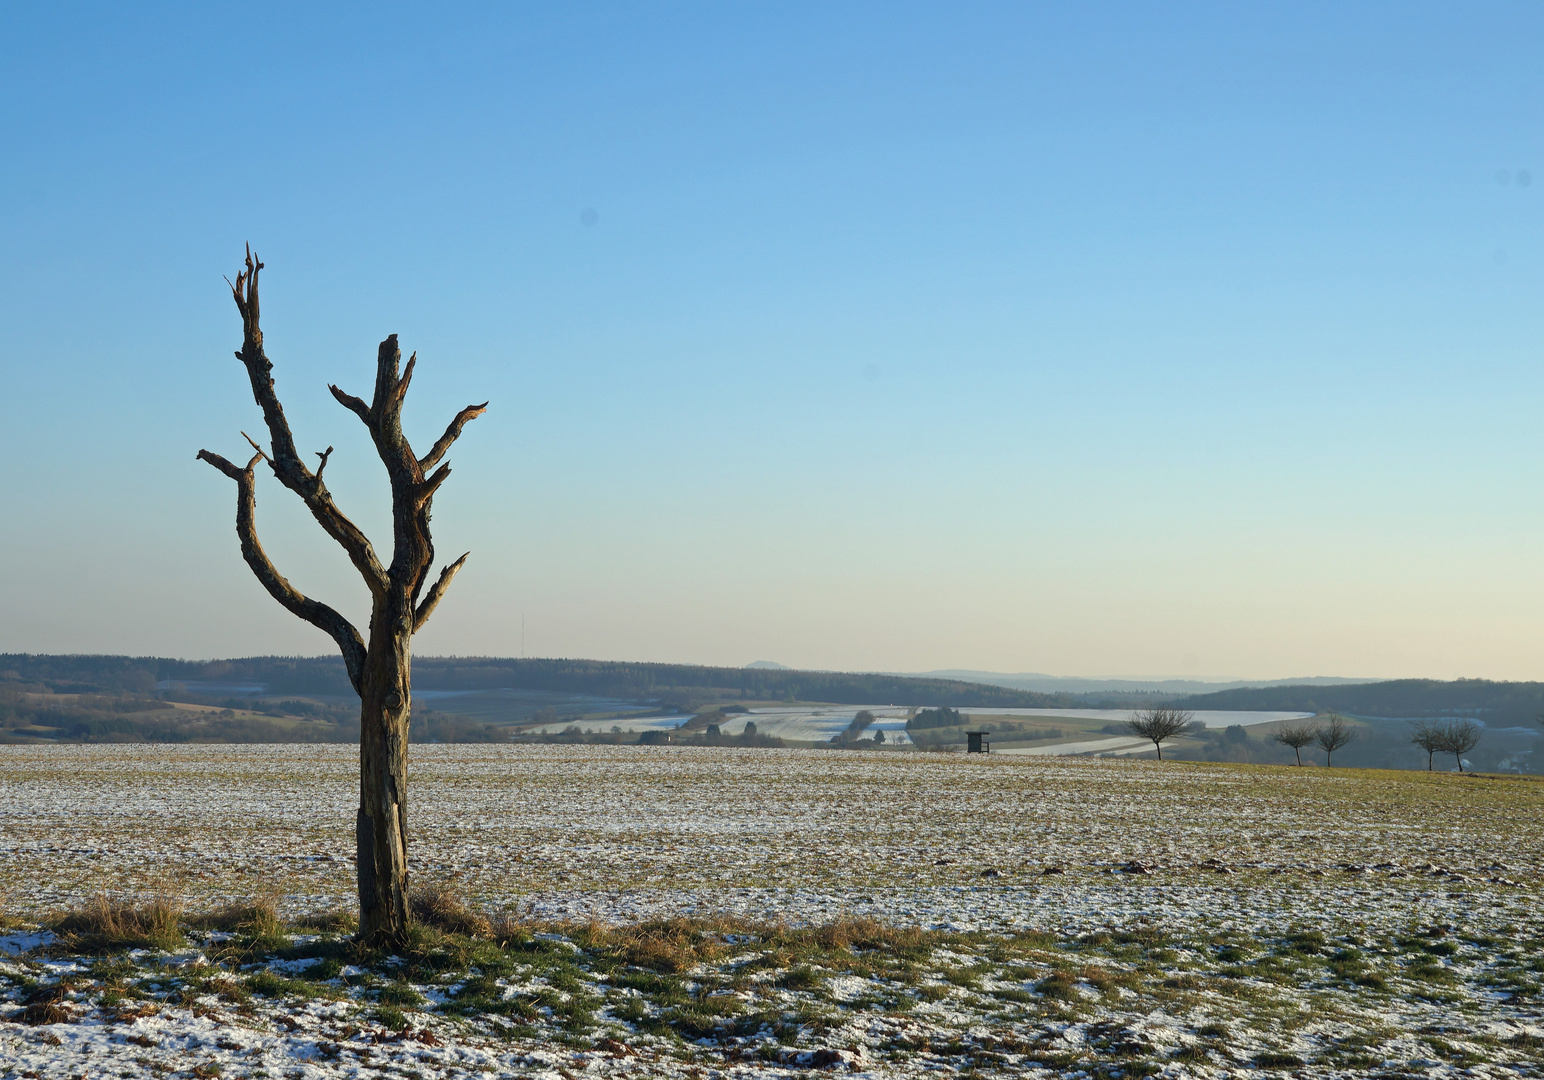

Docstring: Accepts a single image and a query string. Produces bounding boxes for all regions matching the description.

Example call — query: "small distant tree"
[1315,714,1354,766]
[740,721,759,740]
[1435,718,1482,773]
[1273,721,1319,766]
[873,729,885,744]
[908,707,964,731]
[1408,720,1444,771]
[835,709,877,745]
[1126,707,1193,761]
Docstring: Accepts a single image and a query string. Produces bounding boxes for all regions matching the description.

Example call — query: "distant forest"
[8,654,1544,735]
[1175,678,1544,728]
[0,654,1074,710]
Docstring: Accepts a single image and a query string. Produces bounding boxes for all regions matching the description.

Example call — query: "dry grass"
[569,915,736,973]
[553,914,937,974]
[184,893,284,938]
[18,984,76,1025]
[803,916,930,954]
[410,883,492,937]
[0,888,24,930]
[292,908,358,933]
[51,892,184,950]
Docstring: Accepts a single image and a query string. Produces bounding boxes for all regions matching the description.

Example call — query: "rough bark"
[199,248,485,947]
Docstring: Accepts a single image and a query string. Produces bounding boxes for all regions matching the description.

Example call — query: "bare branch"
[413,553,469,632]
[329,384,372,425]
[241,431,268,460]
[315,446,334,479]
[226,251,388,595]
[229,244,263,349]
[388,352,416,413]
[419,461,451,504]
[196,448,250,481]
[198,446,367,693]
[419,402,489,472]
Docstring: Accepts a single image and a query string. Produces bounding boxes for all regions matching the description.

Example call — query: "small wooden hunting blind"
[966,730,991,754]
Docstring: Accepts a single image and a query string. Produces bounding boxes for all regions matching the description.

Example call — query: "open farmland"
[3,745,1544,1077]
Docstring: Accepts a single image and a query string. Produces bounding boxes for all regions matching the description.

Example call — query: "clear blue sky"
[1,2,1541,679]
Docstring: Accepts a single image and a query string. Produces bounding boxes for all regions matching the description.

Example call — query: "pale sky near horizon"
[2,3,1542,681]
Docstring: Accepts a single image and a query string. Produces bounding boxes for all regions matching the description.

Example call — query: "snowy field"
[2,744,1543,1078]
[0,742,1536,920]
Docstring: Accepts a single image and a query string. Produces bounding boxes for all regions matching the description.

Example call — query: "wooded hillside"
[0,654,1074,709]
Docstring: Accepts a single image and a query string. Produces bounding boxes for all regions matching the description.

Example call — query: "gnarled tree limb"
[195,448,367,694]
[229,248,389,597]
[329,384,372,426]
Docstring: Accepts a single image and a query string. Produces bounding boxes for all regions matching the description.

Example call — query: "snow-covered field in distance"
[562,707,1312,745]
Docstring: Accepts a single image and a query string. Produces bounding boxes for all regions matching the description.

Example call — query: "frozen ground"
[2,744,1543,1078]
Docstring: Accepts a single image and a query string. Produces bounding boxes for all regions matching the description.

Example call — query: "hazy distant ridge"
[914,670,1381,695]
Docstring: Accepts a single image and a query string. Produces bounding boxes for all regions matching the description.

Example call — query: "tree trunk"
[357,610,413,946]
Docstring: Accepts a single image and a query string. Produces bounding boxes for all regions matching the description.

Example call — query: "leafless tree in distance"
[1315,713,1355,767]
[198,249,486,947]
[1126,707,1194,761]
[1272,721,1319,766]
[1435,718,1482,773]
[1408,720,1444,771]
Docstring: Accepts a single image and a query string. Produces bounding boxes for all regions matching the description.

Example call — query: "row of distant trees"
[1125,707,1483,771]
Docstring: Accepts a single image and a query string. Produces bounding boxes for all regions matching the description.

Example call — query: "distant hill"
[0,654,1076,710]
[1175,678,1544,728]
[915,669,1381,695]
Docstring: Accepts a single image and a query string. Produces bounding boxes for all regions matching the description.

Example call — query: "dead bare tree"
[1408,720,1444,771]
[198,249,486,947]
[1315,713,1354,766]
[1435,718,1482,773]
[1126,707,1193,761]
[1272,721,1319,766]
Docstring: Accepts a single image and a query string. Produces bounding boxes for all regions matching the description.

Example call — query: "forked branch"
[196,448,367,693]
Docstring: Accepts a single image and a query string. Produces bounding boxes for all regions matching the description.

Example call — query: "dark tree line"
[1178,679,1542,728]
